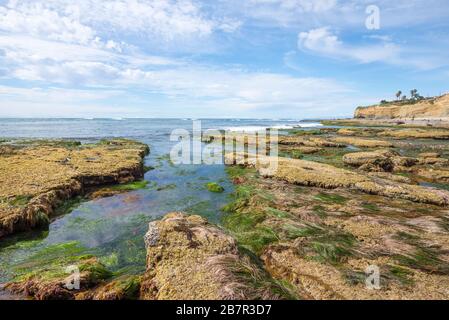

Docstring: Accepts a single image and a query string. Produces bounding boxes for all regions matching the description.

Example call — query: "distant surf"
[222,122,323,133]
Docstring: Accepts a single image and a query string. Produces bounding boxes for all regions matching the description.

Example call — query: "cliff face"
[355,94,449,119]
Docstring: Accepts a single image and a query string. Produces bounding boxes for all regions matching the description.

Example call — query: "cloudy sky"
[0,0,448,118]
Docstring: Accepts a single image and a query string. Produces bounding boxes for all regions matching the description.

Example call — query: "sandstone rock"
[354,94,449,120]
[140,212,284,300]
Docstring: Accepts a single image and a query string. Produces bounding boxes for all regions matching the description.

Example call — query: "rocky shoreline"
[2,125,449,300]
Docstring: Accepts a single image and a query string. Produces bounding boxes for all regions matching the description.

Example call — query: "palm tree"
[410,89,418,99]
[396,90,402,100]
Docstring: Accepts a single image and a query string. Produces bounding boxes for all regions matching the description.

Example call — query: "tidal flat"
[1,119,449,300]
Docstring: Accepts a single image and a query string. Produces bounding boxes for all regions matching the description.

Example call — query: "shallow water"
[0,118,320,285]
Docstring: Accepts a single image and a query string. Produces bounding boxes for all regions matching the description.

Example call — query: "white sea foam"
[223,126,268,133]
[222,122,322,132]
[295,123,323,128]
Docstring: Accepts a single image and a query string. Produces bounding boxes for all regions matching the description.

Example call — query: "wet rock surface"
[140,212,288,300]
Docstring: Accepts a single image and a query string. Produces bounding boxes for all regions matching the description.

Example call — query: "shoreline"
[321,118,449,129]
[2,124,449,300]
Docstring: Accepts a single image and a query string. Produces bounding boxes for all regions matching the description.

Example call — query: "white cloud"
[0,85,123,102]
[0,0,239,44]
[250,0,337,13]
[0,65,358,117]
[298,27,444,70]
[298,27,400,63]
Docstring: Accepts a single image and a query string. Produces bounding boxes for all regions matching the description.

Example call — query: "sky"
[0,0,448,119]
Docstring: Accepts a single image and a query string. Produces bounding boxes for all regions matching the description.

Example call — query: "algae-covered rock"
[75,276,141,300]
[416,169,449,183]
[0,139,149,238]
[417,157,449,166]
[5,258,112,300]
[379,128,449,140]
[343,149,398,172]
[331,137,394,148]
[225,153,449,206]
[279,136,345,148]
[262,244,449,300]
[140,212,285,300]
[206,182,225,193]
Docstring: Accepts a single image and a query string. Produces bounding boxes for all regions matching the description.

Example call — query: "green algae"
[439,216,449,232]
[265,207,294,219]
[225,165,256,179]
[143,165,155,173]
[0,195,33,207]
[309,239,354,264]
[107,180,149,191]
[10,241,94,282]
[343,264,414,288]
[300,147,351,168]
[10,195,33,207]
[185,200,222,223]
[156,183,177,191]
[386,265,414,286]
[361,202,380,212]
[222,250,300,300]
[314,192,348,205]
[15,139,82,149]
[114,275,141,299]
[290,150,303,159]
[206,182,225,193]
[79,259,113,282]
[392,231,449,275]
[312,205,327,218]
[288,129,327,136]
[53,196,84,217]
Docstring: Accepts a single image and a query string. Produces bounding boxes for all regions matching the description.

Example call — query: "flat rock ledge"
[225,152,449,207]
[0,139,149,238]
[140,212,284,300]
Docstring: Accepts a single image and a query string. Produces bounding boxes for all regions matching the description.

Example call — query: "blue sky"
[0,0,448,118]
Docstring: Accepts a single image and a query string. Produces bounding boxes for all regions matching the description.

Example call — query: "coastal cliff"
[355,94,449,120]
